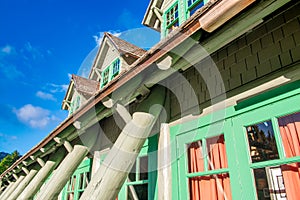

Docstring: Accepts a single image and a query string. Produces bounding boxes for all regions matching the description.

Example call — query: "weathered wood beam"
[158,123,172,200]
[18,148,66,200]
[22,167,29,175]
[8,169,38,200]
[80,86,166,200]
[115,104,132,124]
[0,176,24,200]
[35,145,88,200]
[156,55,172,70]
[152,6,163,22]
[54,137,73,153]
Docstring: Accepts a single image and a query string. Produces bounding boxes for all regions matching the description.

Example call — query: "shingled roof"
[72,74,100,98]
[105,32,146,58]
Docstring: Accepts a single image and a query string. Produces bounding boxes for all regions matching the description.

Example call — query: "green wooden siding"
[170,80,300,199]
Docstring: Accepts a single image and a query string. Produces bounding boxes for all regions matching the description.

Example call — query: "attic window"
[165,2,179,34]
[100,58,121,89]
[187,0,204,16]
[101,67,110,88]
[112,58,121,77]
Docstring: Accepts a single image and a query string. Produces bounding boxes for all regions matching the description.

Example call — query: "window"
[112,58,121,78]
[165,2,179,35]
[101,67,110,88]
[172,81,300,199]
[62,159,91,200]
[127,155,149,200]
[246,120,279,163]
[186,0,204,17]
[100,58,121,88]
[68,95,81,115]
[187,135,232,200]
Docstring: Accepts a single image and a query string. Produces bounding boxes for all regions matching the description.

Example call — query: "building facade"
[0,0,299,200]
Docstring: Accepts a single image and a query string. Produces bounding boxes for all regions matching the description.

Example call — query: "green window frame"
[170,81,300,199]
[100,58,121,88]
[100,66,110,88]
[117,136,158,200]
[163,1,180,37]
[62,158,92,200]
[186,0,204,17]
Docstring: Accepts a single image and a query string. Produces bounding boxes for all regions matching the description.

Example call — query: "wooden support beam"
[0,182,15,199]
[0,176,24,200]
[37,157,45,167]
[102,97,115,108]
[152,6,163,22]
[158,123,172,200]
[73,121,81,130]
[54,137,73,153]
[35,145,88,200]
[80,112,155,200]
[12,174,18,180]
[156,55,172,70]
[22,167,29,175]
[18,148,65,200]
[7,169,38,200]
[116,104,132,124]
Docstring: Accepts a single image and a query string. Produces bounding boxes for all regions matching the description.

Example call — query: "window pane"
[189,173,231,200]
[188,141,204,173]
[127,184,148,200]
[278,112,300,157]
[206,135,228,170]
[253,164,300,199]
[189,1,204,16]
[129,161,136,182]
[139,156,148,180]
[246,121,279,163]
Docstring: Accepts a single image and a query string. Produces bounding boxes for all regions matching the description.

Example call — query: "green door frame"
[170,81,300,199]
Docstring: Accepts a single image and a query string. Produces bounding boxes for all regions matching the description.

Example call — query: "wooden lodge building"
[1,0,300,199]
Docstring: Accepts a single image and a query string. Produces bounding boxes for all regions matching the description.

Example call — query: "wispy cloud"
[93,31,122,46]
[21,42,45,61]
[47,83,69,93]
[0,132,18,140]
[36,91,57,101]
[13,104,59,129]
[1,45,15,55]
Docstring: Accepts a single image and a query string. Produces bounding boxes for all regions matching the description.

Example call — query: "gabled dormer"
[62,75,99,115]
[89,32,146,89]
[143,0,208,38]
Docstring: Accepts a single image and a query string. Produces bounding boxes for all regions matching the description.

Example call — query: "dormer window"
[112,58,121,78]
[100,58,121,88]
[101,67,110,88]
[165,2,179,35]
[187,0,204,17]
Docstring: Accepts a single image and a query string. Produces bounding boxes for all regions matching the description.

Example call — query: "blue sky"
[0,0,159,154]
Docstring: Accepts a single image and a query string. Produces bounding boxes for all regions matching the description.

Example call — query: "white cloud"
[36,91,57,101]
[93,31,122,46]
[1,45,14,54]
[47,83,69,93]
[13,104,58,128]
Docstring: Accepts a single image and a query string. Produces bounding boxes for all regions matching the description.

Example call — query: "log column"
[0,176,25,200]
[35,145,89,200]
[18,149,65,200]
[80,112,155,200]
[8,169,38,200]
